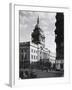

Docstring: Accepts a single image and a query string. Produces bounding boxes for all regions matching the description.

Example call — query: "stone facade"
[19,42,50,68]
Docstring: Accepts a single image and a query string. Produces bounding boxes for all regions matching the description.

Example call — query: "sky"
[19,10,56,54]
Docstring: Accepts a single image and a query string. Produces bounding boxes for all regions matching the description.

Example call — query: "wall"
[30,44,38,63]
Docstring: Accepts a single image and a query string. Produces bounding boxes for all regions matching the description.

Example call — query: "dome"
[31,16,45,46]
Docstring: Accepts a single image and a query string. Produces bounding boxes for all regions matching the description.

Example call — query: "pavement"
[32,69,64,78]
[20,68,64,78]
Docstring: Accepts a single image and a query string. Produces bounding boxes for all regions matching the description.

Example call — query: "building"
[19,41,50,68]
[19,16,56,69]
[19,42,30,69]
[55,13,64,70]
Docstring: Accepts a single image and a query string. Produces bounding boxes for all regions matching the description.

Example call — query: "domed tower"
[31,16,45,48]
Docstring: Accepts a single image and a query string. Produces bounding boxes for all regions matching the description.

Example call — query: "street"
[20,68,64,79]
[32,69,64,78]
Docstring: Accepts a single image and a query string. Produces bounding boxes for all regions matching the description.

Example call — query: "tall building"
[19,16,56,69]
[19,42,38,69]
[55,13,64,70]
[19,42,30,69]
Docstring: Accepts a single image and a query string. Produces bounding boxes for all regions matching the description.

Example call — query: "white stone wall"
[30,43,38,63]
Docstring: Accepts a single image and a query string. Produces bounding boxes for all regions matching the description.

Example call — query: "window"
[22,55,23,60]
[31,49,33,52]
[21,49,23,53]
[25,54,27,59]
[36,56,37,59]
[31,55,33,59]
[34,55,35,59]
[34,50,35,53]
